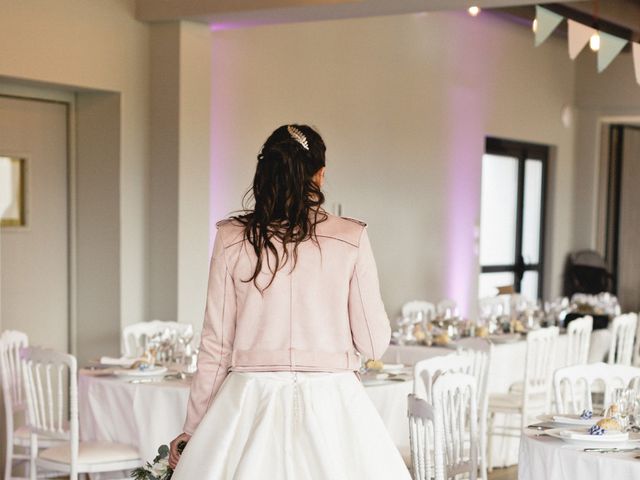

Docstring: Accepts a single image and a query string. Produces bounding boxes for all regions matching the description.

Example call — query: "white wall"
[0,0,150,330]
[572,50,640,250]
[210,11,576,318]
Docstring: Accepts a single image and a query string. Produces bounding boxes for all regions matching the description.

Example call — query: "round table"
[382,330,612,467]
[519,429,640,480]
[78,371,413,463]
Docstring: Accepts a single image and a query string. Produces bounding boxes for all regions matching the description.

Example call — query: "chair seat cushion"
[489,393,523,410]
[39,441,140,465]
[13,426,65,447]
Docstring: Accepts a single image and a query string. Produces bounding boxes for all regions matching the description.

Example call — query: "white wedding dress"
[171,371,411,479]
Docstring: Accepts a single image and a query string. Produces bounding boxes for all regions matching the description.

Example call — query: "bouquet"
[130,442,186,480]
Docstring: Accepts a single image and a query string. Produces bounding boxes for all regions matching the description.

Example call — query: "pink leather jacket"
[183,213,391,434]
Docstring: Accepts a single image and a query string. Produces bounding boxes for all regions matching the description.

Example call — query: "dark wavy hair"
[234,124,328,290]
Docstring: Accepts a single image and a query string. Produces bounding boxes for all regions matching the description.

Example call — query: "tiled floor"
[489,466,518,480]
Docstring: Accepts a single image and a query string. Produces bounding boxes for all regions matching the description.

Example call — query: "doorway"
[478,137,549,301]
[0,95,70,352]
[603,124,640,312]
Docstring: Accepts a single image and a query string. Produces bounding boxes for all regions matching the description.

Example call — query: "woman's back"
[219,213,390,372]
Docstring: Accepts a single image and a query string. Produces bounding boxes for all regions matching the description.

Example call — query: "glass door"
[478,137,548,301]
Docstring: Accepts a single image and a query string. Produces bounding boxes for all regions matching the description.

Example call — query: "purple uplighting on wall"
[443,86,484,317]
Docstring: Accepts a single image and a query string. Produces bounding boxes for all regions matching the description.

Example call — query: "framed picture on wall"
[0,156,27,227]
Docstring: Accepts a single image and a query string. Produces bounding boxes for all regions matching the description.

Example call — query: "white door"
[0,96,69,352]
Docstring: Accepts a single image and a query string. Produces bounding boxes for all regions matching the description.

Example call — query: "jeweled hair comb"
[287,125,309,150]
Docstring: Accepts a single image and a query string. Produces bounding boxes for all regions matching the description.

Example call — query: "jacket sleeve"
[348,227,391,360]
[183,229,237,435]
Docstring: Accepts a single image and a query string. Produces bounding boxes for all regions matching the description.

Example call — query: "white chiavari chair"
[456,340,492,480]
[407,394,436,480]
[1,330,30,480]
[554,362,640,414]
[121,320,193,357]
[487,326,559,471]
[402,301,436,321]
[432,373,479,480]
[436,299,457,317]
[566,316,593,366]
[608,313,638,366]
[413,354,473,402]
[21,346,142,480]
[478,296,509,319]
[632,314,640,367]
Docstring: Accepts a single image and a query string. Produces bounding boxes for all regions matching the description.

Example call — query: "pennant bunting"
[598,32,627,72]
[568,20,596,59]
[534,6,563,47]
[633,43,640,85]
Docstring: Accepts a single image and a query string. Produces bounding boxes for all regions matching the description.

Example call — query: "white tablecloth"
[382,330,612,467]
[519,429,640,480]
[78,372,412,464]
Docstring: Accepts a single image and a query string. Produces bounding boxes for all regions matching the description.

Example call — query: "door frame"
[0,84,77,355]
[481,137,549,299]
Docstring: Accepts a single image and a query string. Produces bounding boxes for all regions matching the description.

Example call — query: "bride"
[168,124,410,479]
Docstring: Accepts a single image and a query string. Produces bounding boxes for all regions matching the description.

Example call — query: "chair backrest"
[413,354,473,402]
[523,327,559,415]
[402,301,436,321]
[121,320,193,357]
[1,330,29,460]
[432,373,478,480]
[634,316,640,367]
[407,394,436,480]
[21,346,77,439]
[478,296,508,318]
[436,299,457,317]
[554,362,640,414]
[1,330,29,412]
[566,316,593,366]
[456,340,492,418]
[608,313,638,366]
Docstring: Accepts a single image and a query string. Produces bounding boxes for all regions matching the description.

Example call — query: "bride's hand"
[168,432,192,469]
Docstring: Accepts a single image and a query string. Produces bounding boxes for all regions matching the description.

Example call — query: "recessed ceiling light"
[589,32,600,52]
[468,6,481,17]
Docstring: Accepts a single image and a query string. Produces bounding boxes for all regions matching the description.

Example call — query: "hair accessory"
[287,125,309,150]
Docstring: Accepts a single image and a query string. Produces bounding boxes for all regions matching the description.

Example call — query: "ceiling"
[495,1,640,42]
[135,0,640,40]
[135,0,581,28]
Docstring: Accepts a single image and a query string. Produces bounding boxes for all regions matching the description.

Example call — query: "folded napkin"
[560,428,628,441]
[552,415,600,426]
[100,356,136,367]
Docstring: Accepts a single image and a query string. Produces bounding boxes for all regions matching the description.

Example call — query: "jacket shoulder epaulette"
[340,216,367,227]
[216,218,233,229]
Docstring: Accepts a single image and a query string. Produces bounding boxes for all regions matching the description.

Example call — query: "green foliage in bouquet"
[130,442,186,480]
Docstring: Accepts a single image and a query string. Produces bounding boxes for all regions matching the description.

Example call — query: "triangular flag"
[568,20,595,59]
[535,6,563,47]
[632,43,640,85]
[598,32,627,72]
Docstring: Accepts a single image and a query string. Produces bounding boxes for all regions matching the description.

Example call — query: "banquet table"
[518,428,640,480]
[78,371,413,466]
[381,329,612,467]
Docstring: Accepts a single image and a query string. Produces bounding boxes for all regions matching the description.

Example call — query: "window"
[479,137,548,301]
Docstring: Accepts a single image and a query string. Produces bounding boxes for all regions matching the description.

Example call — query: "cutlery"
[583,447,640,453]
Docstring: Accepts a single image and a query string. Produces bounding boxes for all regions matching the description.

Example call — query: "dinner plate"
[382,364,406,373]
[537,413,602,426]
[488,333,522,344]
[112,366,168,378]
[545,427,640,446]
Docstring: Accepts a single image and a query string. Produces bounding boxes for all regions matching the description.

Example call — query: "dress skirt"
[171,371,411,480]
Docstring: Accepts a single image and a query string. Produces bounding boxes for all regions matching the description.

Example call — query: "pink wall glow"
[443,86,484,317]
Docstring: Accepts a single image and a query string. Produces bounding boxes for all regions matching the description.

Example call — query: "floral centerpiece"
[130,442,186,480]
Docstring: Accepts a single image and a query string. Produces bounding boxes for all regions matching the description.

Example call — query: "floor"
[489,466,518,480]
